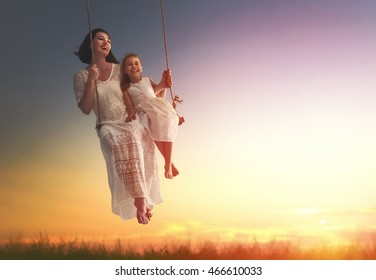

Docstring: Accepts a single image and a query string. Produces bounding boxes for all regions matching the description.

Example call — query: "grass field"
[1,233,376,260]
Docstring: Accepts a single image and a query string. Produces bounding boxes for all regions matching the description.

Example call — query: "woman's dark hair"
[74,28,119,64]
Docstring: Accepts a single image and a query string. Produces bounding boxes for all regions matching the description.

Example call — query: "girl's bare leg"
[171,163,179,177]
[163,142,173,179]
[155,141,178,178]
[134,197,151,224]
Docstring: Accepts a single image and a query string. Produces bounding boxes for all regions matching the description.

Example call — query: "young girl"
[120,53,179,179]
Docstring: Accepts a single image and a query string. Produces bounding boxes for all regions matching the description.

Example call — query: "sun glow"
[1,1,376,256]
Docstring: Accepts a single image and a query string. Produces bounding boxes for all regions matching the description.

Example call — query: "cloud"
[294,207,376,218]
[150,213,376,247]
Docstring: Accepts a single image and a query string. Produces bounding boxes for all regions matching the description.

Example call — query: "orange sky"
[1,0,376,248]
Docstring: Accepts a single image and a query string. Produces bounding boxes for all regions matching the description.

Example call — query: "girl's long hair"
[120,53,141,91]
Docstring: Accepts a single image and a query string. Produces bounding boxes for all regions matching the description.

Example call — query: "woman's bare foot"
[134,198,151,224]
[164,164,173,179]
[172,163,179,177]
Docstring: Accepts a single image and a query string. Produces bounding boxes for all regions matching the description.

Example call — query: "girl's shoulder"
[143,77,153,84]
[112,63,120,71]
[145,77,157,86]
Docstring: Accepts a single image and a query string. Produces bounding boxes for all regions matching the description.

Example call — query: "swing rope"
[85,0,102,129]
[159,0,185,125]
[84,0,184,126]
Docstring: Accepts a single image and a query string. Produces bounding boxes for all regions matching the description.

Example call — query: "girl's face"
[92,32,111,57]
[123,56,143,82]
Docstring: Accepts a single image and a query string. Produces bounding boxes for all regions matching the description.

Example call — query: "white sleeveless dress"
[73,64,162,220]
[128,77,179,142]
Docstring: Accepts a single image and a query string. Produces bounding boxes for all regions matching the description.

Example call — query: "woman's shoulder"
[73,68,88,80]
[112,63,121,80]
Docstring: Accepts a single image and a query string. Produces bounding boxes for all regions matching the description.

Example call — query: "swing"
[159,0,185,126]
[85,0,102,129]
[84,0,185,126]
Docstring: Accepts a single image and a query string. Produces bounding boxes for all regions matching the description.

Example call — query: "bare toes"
[134,198,151,224]
[164,166,174,179]
[172,163,179,177]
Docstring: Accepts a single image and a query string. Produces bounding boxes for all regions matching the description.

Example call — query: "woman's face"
[92,32,111,57]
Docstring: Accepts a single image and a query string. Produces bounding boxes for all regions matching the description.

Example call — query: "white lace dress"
[73,63,162,220]
[128,77,179,142]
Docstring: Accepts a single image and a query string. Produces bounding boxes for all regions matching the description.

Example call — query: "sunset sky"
[1,0,376,247]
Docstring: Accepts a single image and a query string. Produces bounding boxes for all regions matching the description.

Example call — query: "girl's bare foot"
[134,198,150,224]
[164,164,173,179]
[146,207,153,219]
[172,163,179,177]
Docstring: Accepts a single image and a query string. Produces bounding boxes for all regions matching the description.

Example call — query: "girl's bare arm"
[122,89,137,122]
[153,70,173,97]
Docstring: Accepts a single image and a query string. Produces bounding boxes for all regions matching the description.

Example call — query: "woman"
[73,28,162,224]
